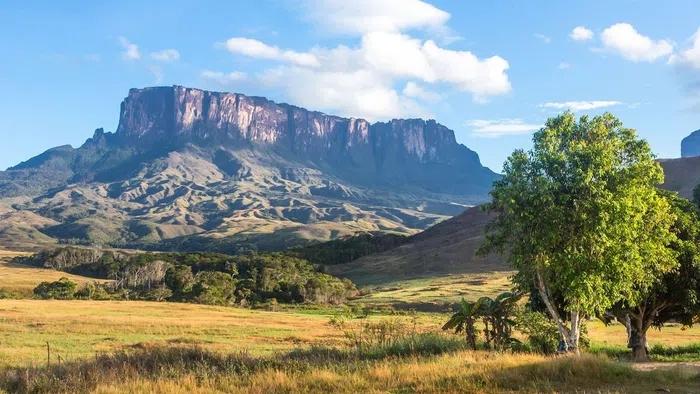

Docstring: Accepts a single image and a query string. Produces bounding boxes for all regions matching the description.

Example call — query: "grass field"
[356,271,513,309]
[1,249,700,392]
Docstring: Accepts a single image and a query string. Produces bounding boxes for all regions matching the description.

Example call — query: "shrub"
[74,282,112,300]
[516,310,560,354]
[33,278,77,300]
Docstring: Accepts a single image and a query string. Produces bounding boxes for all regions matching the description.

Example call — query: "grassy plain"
[0,250,105,297]
[1,249,700,392]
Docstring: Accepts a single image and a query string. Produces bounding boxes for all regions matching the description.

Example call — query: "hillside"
[660,156,700,199]
[0,86,499,252]
[331,158,700,286]
[326,206,506,284]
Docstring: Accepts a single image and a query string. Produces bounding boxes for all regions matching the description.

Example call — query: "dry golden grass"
[357,271,513,307]
[0,250,104,297]
[0,299,354,368]
[85,351,699,393]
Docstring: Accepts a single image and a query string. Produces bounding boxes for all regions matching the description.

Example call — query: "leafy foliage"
[23,248,358,305]
[481,112,676,351]
[33,277,78,300]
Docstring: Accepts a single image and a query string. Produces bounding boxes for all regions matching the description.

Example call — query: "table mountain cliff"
[0,86,499,251]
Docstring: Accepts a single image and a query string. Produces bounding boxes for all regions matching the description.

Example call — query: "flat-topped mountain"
[681,129,700,157]
[0,86,499,251]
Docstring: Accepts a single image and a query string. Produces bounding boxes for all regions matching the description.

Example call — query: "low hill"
[326,206,506,285]
[330,158,700,286]
[660,156,700,199]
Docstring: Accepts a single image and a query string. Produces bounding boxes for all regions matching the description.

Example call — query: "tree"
[191,271,235,305]
[33,277,77,300]
[164,264,194,298]
[479,292,522,349]
[443,298,481,349]
[482,112,677,354]
[603,191,700,361]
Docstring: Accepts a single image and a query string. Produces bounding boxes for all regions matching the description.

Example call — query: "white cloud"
[224,37,319,67]
[467,119,541,138]
[534,33,551,44]
[570,26,594,41]
[601,23,673,62]
[227,32,509,119]
[402,81,440,101]
[540,100,623,112]
[669,28,700,69]
[216,2,509,120]
[302,0,449,34]
[118,37,140,61]
[150,49,180,62]
[260,67,425,120]
[558,62,571,70]
[200,70,247,85]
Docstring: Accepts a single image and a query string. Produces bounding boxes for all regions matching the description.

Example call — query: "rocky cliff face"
[112,86,491,194]
[681,129,700,157]
[0,86,499,252]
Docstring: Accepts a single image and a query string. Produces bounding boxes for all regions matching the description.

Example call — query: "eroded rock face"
[113,86,493,194]
[0,86,499,250]
[681,129,700,158]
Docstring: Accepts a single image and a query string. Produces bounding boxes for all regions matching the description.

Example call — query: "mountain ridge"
[0,86,499,251]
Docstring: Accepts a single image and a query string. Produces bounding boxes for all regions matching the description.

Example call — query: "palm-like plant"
[442,298,481,349]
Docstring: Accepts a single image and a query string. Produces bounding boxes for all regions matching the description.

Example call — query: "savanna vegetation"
[16,249,357,305]
[3,112,700,391]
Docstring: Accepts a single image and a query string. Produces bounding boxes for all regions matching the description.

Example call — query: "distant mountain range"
[0,86,499,251]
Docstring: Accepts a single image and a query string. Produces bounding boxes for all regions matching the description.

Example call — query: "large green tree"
[604,191,700,361]
[482,112,676,353]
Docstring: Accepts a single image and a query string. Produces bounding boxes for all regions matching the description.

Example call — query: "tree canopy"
[482,112,677,352]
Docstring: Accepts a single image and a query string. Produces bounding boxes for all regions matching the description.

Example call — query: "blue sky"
[1,0,699,172]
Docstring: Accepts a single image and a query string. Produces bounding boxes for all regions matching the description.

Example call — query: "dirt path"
[631,361,700,373]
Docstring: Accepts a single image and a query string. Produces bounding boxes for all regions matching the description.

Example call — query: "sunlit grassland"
[354,271,513,308]
[12,347,700,394]
[0,250,105,297]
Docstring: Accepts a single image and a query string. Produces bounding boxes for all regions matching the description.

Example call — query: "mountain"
[681,129,700,157]
[0,86,499,251]
[330,158,700,285]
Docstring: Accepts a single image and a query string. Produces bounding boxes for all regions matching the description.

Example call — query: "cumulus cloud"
[601,23,673,62]
[402,81,441,101]
[201,70,247,85]
[224,37,319,67]
[216,2,510,120]
[226,32,509,119]
[570,26,594,41]
[150,49,180,62]
[118,37,140,61]
[540,100,623,112]
[302,0,450,34]
[669,28,700,70]
[467,119,541,138]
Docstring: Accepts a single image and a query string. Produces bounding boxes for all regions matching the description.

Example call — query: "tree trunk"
[628,319,649,362]
[535,270,574,353]
[566,311,581,355]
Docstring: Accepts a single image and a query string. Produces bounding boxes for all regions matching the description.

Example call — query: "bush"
[138,287,173,302]
[33,278,77,300]
[516,310,560,354]
[74,282,112,300]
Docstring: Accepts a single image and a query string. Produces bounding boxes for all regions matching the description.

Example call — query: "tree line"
[26,250,358,306]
